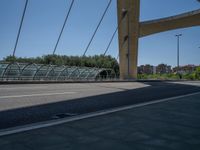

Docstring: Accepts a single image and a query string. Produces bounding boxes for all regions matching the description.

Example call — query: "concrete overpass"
[117,0,200,79]
[140,9,200,37]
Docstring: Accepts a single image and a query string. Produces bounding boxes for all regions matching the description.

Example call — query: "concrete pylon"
[117,0,200,80]
[117,0,140,80]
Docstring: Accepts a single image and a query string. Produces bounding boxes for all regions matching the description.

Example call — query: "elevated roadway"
[140,9,200,37]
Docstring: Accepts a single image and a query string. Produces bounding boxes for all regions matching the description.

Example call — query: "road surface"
[0,81,200,130]
[0,90,200,150]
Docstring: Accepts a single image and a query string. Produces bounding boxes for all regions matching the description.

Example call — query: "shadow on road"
[0,81,200,129]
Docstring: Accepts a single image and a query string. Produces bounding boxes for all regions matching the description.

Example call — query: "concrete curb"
[0,79,186,84]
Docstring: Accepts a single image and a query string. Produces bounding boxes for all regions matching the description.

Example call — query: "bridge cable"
[92,23,121,77]
[12,0,29,57]
[91,8,128,78]
[53,0,75,55]
[82,0,112,56]
[103,25,118,56]
[92,10,128,77]
[103,10,127,56]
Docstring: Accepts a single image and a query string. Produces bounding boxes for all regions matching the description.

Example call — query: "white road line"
[0,91,200,137]
[0,86,48,90]
[0,92,76,99]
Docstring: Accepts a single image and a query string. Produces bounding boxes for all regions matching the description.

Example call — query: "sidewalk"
[0,93,200,150]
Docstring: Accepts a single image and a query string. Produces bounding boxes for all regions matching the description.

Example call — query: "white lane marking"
[0,92,76,99]
[0,86,49,90]
[0,91,200,137]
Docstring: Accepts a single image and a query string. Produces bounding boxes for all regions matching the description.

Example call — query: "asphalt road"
[1,92,200,150]
[0,81,200,130]
[0,82,148,111]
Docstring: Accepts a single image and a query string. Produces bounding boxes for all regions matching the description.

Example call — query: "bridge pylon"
[117,0,140,80]
[117,0,200,80]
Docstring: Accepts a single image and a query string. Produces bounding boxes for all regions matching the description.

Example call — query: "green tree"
[4,55,17,62]
[195,66,200,80]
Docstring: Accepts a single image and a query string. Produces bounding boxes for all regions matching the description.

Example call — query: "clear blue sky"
[0,0,199,67]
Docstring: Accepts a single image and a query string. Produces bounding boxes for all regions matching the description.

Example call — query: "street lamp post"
[175,34,182,74]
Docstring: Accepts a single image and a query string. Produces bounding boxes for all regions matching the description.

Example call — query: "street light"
[175,34,182,74]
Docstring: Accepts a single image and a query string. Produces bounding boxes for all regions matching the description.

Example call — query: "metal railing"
[0,62,117,81]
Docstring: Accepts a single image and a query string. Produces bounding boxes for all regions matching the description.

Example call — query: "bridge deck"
[0,81,200,130]
[0,85,200,150]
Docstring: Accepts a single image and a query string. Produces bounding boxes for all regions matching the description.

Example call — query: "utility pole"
[175,34,182,74]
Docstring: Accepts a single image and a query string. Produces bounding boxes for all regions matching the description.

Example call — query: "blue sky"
[0,0,199,67]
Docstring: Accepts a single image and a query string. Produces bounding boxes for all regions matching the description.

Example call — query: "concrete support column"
[117,0,140,80]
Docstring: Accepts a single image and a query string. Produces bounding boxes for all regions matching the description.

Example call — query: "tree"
[195,66,200,80]
[3,55,17,62]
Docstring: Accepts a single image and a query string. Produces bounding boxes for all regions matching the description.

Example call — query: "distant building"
[153,66,156,74]
[138,64,154,74]
[156,64,172,74]
[138,64,200,75]
[173,65,197,74]
[138,64,172,74]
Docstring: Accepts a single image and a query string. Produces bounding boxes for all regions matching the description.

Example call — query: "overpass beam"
[140,9,200,37]
[117,0,140,80]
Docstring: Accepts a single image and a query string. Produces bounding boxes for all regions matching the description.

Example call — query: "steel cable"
[103,9,128,56]
[82,0,112,56]
[53,0,75,55]
[13,0,29,57]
